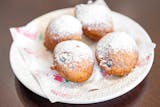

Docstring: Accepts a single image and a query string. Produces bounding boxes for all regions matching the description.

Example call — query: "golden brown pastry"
[75,0,113,41]
[96,32,138,76]
[51,40,94,82]
[44,15,83,51]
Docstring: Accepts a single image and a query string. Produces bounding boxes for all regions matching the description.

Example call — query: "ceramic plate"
[10,8,154,104]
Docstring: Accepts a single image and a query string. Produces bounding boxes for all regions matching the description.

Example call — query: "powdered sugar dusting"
[48,15,82,37]
[75,0,112,29]
[96,32,138,59]
[54,40,94,67]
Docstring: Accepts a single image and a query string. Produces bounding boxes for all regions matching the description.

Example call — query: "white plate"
[10,8,154,104]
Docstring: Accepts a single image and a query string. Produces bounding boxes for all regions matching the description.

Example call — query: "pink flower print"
[16,27,37,40]
[23,48,34,55]
[146,55,150,61]
[102,71,109,77]
[50,89,69,97]
[137,60,146,67]
[53,75,64,82]
[137,54,151,67]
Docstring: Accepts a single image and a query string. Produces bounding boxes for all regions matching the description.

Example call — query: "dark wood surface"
[0,0,160,107]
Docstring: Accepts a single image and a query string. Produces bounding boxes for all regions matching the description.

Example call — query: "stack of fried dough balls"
[44,0,138,82]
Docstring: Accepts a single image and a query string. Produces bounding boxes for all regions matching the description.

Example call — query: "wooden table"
[0,0,159,106]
